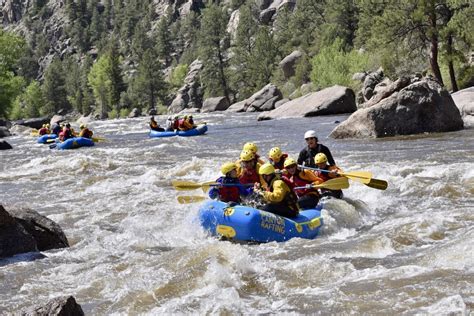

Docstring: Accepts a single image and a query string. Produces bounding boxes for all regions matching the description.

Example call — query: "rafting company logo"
[260,213,285,234]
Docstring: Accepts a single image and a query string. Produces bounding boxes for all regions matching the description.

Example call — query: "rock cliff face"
[330,78,464,139]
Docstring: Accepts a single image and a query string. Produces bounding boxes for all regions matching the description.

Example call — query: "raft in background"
[37,134,57,144]
[198,200,323,243]
[53,137,95,150]
[149,124,208,138]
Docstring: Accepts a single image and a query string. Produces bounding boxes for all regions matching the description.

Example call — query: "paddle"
[171,180,253,193]
[298,165,372,184]
[294,177,350,190]
[298,165,388,190]
[49,143,57,149]
[46,138,57,143]
[177,196,206,204]
[92,136,107,142]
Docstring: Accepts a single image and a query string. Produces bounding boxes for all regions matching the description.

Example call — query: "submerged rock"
[22,296,84,316]
[451,87,474,128]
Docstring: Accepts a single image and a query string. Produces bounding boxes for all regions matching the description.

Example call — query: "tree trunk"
[428,5,444,85]
[217,48,230,104]
[446,34,458,92]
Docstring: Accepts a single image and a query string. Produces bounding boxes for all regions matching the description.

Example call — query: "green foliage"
[119,107,130,118]
[310,38,370,90]
[155,14,173,64]
[88,55,112,118]
[9,98,24,120]
[21,81,45,118]
[248,26,278,91]
[107,108,119,119]
[198,4,230,99]
[42,58,69,115]
[293,53,311,88]
[170,64,188,88]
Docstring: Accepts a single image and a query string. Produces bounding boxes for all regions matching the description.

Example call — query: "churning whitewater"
[1,113,473,314]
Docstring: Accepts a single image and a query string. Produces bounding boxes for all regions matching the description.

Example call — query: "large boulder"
[50,115,66,126]
[0,140,13,150]
[13,117,50,129]
[362,68,384,101]
[0,205,69,258]
[168,60,203,113]
[227,84,282,112]
[279,50,303,79]
[330,78,464,139]
[0,205,37,258]
[201,97,230,113]
[22,296,84,316]
[258,85,356,121]
[451,87,474,127]
[128,108,141,118]
[0,119,12,129]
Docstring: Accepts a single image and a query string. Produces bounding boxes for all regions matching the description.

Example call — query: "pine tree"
[198,4,230,101]
[42,58,69,115]
[248,26,278,90]
[106,37,125,112]
[155,14,173,65]
[88,55,112,119]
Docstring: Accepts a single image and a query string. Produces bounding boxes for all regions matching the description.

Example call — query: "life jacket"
[150,120,158,129]
[38,128,48,135]
[284,172,318,197]
[58,131,66,142]
[52,125,61,135]
[315,165,341,181]
[79,128,93,138]
[173,119,180,129]
[217,178,241,203]
[179,119,193,131]
[266,177,299,212]
[63,128,73,140]
[239,163,260,185]
[270,153,288,170]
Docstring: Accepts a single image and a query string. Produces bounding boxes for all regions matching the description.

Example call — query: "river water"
[1,113,473,314]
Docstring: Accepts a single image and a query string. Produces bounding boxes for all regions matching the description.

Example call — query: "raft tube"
[198,200,323,243]
[37,134,57,144]
[55,137,95,150]
[149,124,208,138]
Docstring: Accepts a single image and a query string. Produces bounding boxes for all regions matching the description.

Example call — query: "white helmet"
[304,130,317,139]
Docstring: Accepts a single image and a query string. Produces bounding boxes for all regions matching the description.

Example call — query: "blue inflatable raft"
[198,200,323,243]
[37,134,57,144]
[54,137,95,150]
[149,124,208,138]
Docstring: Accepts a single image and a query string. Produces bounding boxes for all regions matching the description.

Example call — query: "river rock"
[330,78,464,138]
[7,206,69,251]
[22,296,84,316]
[128,108,141,118]
[451,87,474,127]
[0,126,11,138]
[50,115,65,126]
[258,85,356,121]
[274,98,289,108]
[201,97,230,113]
[279,50,303,79]
[13,117,50,129]
[168,60,203,113]
[0,119,12,129]
[0,140,13,150]
[362,68,384,101]
[0,205,38,258]
[359,76,411,109]
[227,84,282,112]
[0,205,69,258]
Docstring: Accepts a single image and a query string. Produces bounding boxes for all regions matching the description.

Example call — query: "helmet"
[221,162,237,175]
[240,150,255,162]
[80,124,85,129]
[66,123,71,128]
[243,142,258,153]
[184,115,188,119]
[259,163,275,175]
[314,153,328,164]
[304,130,317,139]
[168,116,172,120]
[42,124,46,128]
[284,158,297,168]
[268,147,282,161]
[46,124,50,128]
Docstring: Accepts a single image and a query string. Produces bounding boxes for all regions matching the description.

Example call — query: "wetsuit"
[297,144,335,167]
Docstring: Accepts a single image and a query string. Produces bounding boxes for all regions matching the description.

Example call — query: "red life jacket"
[315,166,332,181]
[219,186,240,203]
[38,128,48,135]
[284,172,315,197]
[173,120,179,129]
[239,167,259,185]
[271,154,288,170]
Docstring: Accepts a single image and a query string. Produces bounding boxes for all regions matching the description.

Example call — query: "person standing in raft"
[237,150,262,186]
[150,116,164,132]
[254,163,299,218]
[165,116,174,131]
[79,124,93,138]
[268,147,289,171]
[297,130,335,167]
[313,153,344,199]
[282,157,323,209]
[208,163,253,203]
[51,122,61,135]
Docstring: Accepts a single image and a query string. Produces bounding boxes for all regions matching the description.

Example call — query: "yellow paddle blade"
[313,177,350,190]
[177,196,206,204]
[339,171,372,184]
[92,136,107,142]
[171,180,217,191]
[365,178,388,190]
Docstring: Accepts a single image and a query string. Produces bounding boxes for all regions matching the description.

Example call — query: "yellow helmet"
[221,162,237,175]
[284,157,297,168]
[240,150,255,162]
[314,153,328,164]
[268,147,282,161]
[243,142,258,153]
[80,124,86,129]
[46,124,50,128]
[259,163,275,175]
[42,124,46,128]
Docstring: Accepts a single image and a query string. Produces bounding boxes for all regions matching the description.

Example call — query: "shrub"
[108,109,118,119]
[119,108,130,118]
